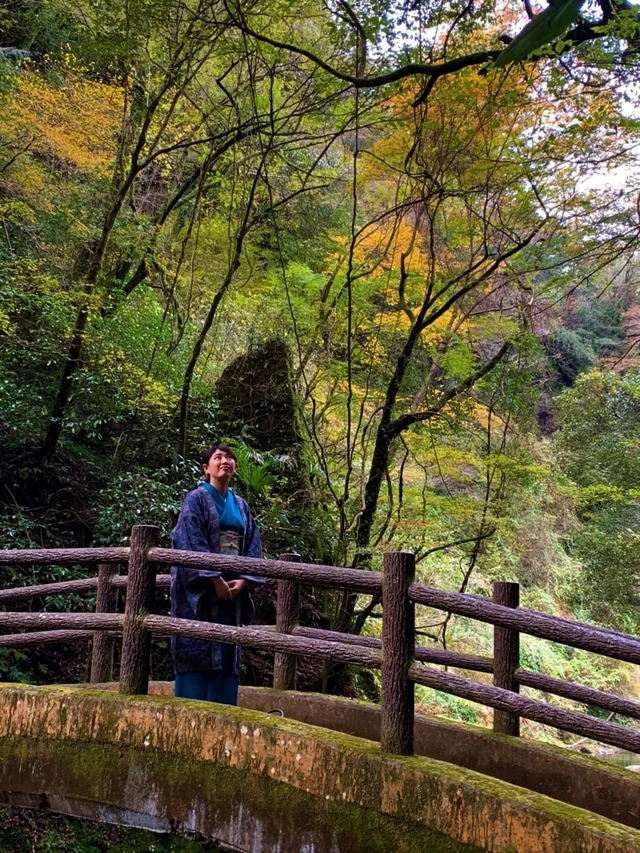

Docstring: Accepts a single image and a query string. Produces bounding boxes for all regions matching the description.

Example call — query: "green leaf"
[492,0,584,68]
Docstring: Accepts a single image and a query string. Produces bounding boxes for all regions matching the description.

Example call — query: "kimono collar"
[200,480,227,510]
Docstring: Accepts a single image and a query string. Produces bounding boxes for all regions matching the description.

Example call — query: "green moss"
[0,735,483,853]
[270,686,640,777]
[19,682,639,787]
[2,685,640,851]
[1,729,638,852]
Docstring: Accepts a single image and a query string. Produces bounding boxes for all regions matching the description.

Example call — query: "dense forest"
[1,0,640,731]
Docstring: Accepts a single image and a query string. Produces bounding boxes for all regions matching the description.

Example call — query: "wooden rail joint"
[273,553,302,692]
[381,551,415,756]
[493,581,520,737]
[119,526,160,696]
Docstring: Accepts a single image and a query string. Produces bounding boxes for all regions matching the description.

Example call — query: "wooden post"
[381,551,415,755]
[273,553,301,691]
[119,525,159,695]
[90,562,121,683]
[493,581,520,736]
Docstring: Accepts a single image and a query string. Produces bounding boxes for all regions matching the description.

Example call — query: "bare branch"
[391,340,512,437]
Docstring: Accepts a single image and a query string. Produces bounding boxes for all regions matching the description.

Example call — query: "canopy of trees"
[1,0,640,711]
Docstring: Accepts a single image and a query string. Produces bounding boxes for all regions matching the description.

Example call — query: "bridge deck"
[0,684,639,853]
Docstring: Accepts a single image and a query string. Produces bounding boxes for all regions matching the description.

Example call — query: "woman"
[170,444,265,705]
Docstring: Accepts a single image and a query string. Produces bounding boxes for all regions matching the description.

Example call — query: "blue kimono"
[170,485,265,686]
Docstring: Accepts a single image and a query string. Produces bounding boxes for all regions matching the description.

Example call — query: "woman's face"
[203,449,237,485]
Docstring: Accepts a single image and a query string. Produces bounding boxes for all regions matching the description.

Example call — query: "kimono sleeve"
[237,497,266,588]
[172,489,222,597]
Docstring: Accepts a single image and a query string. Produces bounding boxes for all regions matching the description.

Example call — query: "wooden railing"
[1,524,640,756]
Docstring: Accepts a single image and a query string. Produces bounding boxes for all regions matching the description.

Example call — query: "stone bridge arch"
[1,685,639,853]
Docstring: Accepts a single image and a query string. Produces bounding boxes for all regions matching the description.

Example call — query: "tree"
[555,370,640,620]
[228,0,640,107]
[267,63,635,633]
[34,0,262,458]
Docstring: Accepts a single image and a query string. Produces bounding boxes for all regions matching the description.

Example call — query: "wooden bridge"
[1,525,640,852]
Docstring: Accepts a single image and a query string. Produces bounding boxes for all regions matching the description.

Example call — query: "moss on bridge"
[0,684,639,853]
[0,732,483,853]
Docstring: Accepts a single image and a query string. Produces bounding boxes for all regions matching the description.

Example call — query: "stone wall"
[1,684,640,853]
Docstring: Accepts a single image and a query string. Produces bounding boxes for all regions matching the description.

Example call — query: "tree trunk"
[41,303,90,460]
[41,179,135,459]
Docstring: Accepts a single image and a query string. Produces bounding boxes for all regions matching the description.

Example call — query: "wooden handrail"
[150,547,382,593]
[0,627,173,647]
[291,626,494,673]
[3,526,640,758]
[126,574,171,589]
[409,661,640,754]
[0,574,170,602]
[467,592,632,640]
[142,614,382,668]
[516,669,640,721]
[0,541,636,669]
[0,613,123,630]
[409,583,640,666]
[0,629,100,647]
[0,577,99,601]
[0,547,129,565]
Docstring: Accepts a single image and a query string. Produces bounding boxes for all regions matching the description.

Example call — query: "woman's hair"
[201,443,238,467]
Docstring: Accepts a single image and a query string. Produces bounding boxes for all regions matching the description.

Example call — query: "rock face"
[214,339,301,453]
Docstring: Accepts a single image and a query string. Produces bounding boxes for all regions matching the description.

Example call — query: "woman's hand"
[212,576,232,600]
[227,579,247,599]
